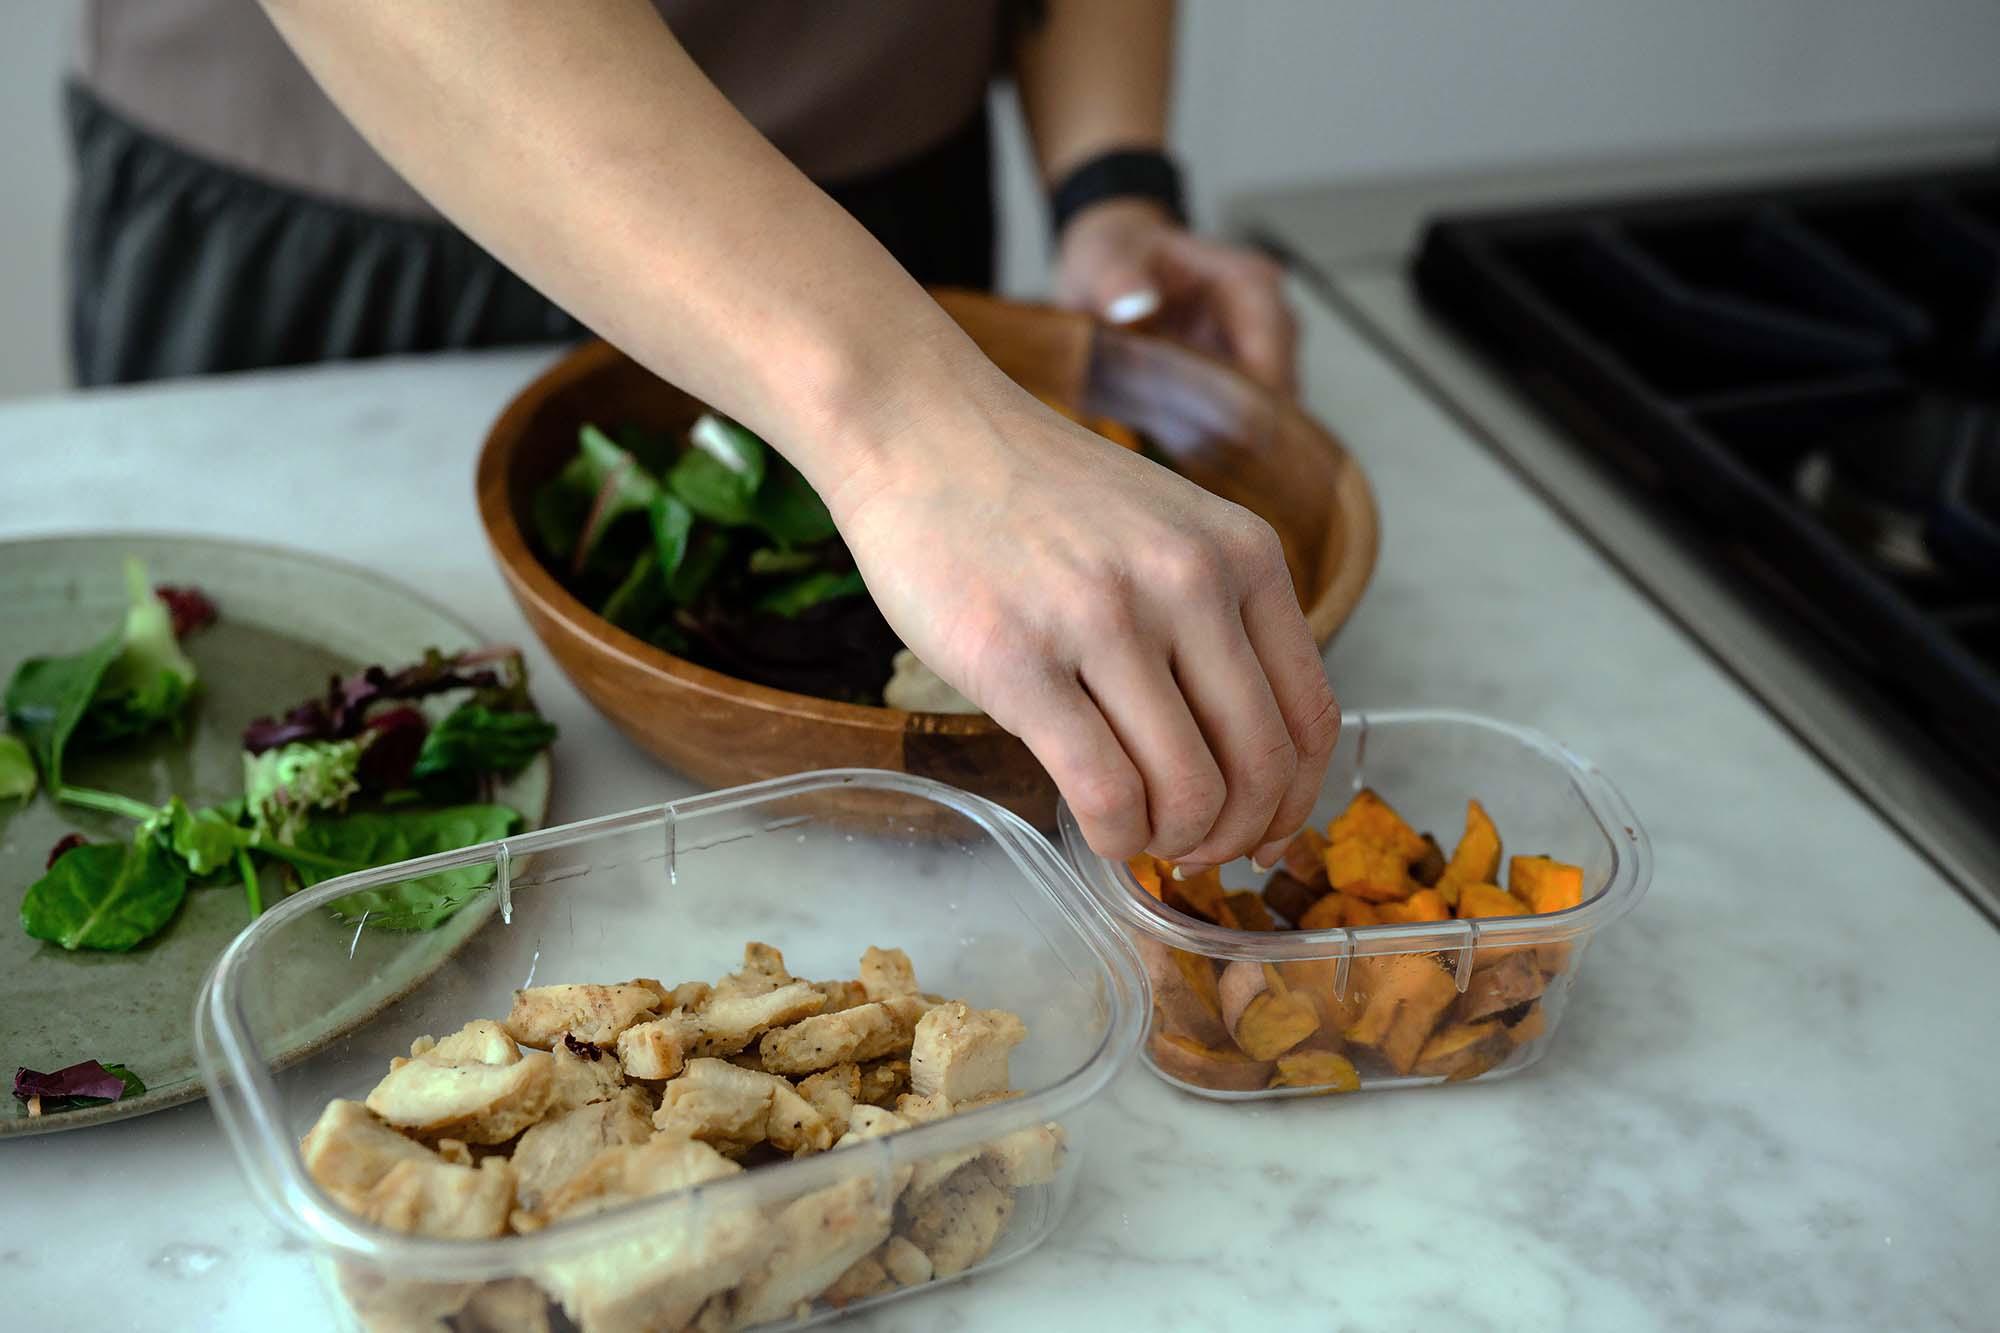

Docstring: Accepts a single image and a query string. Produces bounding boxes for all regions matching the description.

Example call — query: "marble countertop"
[3,281,1996,1333]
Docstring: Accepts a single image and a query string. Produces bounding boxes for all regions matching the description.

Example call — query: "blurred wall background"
[3,0,1998,400]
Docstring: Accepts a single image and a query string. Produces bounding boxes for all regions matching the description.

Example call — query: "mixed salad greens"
[3,560,557,958]
[532,415,902,703]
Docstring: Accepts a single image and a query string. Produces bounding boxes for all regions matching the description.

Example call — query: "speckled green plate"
[0,535,552,1136]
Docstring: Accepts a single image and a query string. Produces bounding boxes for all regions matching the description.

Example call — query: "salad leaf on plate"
[277,804,523,930]
[12,1059,145,1113]
[21,835,189,952]
[86,559,200,742]
[0,734,35,801]
[411,705,557,784]
[243,739,364,842]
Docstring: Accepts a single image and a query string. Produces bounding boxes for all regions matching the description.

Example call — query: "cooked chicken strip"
[908,1002,1026,1104]
[858,946,919,1000]
[455,1279,551,1333]
[796,1064,861,1139]
[982,1120,1067,1189]
[758,1001,911,1075]
[409,1019,520,1066]
[822,1253,892,1309]
[728,1174,895,1328]
[538,1137,766,1333]
[688,982,828,1058]
[361,1156,515,1239]
[903,1162,1014,1279]
[881,1235,934,1288]
[367,1049,555,1145]
[614,1016,690,1081]
[710,941,794,1000]
[857,1059,910,1107]
[810,979,870,1013]
[511,1089,654,1214]
[652,1058,833,1157]
[300,1099,437,1212]
[504,983,659,1049]
[547,1033,626,1115]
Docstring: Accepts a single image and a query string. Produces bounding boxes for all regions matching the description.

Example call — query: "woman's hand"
[824,362,1338,871]
[1055,200,1300,395]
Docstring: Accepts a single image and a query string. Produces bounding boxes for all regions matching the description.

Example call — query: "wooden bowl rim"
[477,312,1379,736]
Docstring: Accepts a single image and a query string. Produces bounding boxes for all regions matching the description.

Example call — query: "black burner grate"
[1414,166,2000,778]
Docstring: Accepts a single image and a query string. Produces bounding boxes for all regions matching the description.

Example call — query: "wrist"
[1048,147,1186,239]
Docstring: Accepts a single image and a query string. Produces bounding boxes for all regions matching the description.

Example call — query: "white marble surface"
[3,286,1997,1333]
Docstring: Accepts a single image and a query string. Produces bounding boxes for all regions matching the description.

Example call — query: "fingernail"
[1103,289,1161,325]
[1252,841,1287,873]
[1169,864,1189,882]
[1250,853,1277,874]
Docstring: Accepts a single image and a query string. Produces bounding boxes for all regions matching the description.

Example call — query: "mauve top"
[71,0,1003,218]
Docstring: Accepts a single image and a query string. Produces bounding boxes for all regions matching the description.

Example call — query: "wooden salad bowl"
[476,289,1379,826]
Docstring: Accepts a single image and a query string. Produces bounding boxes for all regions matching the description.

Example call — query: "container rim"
[191,768,1148,1279]
[1057,708,1653,964]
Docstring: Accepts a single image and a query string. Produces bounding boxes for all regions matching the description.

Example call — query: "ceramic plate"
[0,535,551,1135]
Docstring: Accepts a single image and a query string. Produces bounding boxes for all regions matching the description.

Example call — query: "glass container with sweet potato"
[1058,711,1650,1099]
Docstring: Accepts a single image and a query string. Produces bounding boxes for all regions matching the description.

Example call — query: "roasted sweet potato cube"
[1262,870,1328,926]
[1413,1021,1509,1078]
[1455,883,1531,918]
[1139,939,1231,1047]
[1328,789,1428,862]
[1437,800,1502,905]
[1506,1003,1548,1044]
[1268,1050,1361,1093]
[1344,954,1458,1075]
[1457,950,1547,1023]
[1276,958,1362,1031]
[1376,888,1450,924]
[1323,838,1414,902]
[1298,892,1380,931]
[1127,856,1165,901]
[1510,855,1586,914]
[1163,866,1239,927]
[1536,942,1574,976]
[1218,961,1321,1060]
[1279,827,1330,887]
[1224,891,1278,932]
[1409,834,1447,888]
[1149,1033,1273,1092]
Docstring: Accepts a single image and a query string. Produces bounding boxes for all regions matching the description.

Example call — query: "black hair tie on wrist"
[1049,148,1187,238]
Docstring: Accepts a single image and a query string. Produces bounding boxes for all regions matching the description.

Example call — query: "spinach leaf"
[410,705,557,782]
[755,570,868,619]
[650,492,695,582]
[4,560,198,788]
[536,425,663,576]
[667,528,731,606]
[749,459,839,546]
[278,804,522,930]
[666,448,758,527]
[4,627,123,792]
[0,733,35,801]
[21,835,189,952]
[600,550,669,634]
[687,413,767,493]
[142,797,251,877]
[87,559,199,742]
[243,739,364,842]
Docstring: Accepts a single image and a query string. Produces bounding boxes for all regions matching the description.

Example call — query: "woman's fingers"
[1166,612,1297,871]
[1078,640,1229,862]
[1003,672,1151,859]
[1160,238,1298,395]
[1236,527,1341,866]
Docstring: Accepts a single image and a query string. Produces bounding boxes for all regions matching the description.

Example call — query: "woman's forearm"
[1013,0,1176,183]
[258,0,996,503]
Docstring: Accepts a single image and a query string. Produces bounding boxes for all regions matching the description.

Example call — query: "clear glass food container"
[194,771,1146,1333]
[1059,710,1651,1100]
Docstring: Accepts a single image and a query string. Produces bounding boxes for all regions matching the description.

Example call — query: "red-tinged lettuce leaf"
[155,585,218,638]
[45,832,88,869]
[356,707,428,791]
[242,648,522,753]
[13,1059,141,1106]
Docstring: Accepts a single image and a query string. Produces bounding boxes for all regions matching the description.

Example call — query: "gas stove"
[1234,125,2000,917]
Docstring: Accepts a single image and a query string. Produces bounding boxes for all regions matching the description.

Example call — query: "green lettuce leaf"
[0,733,36,801]
[279,804,522,930]
[21,835,189,952]
[410,705,556,783]
[243,739,364,842]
